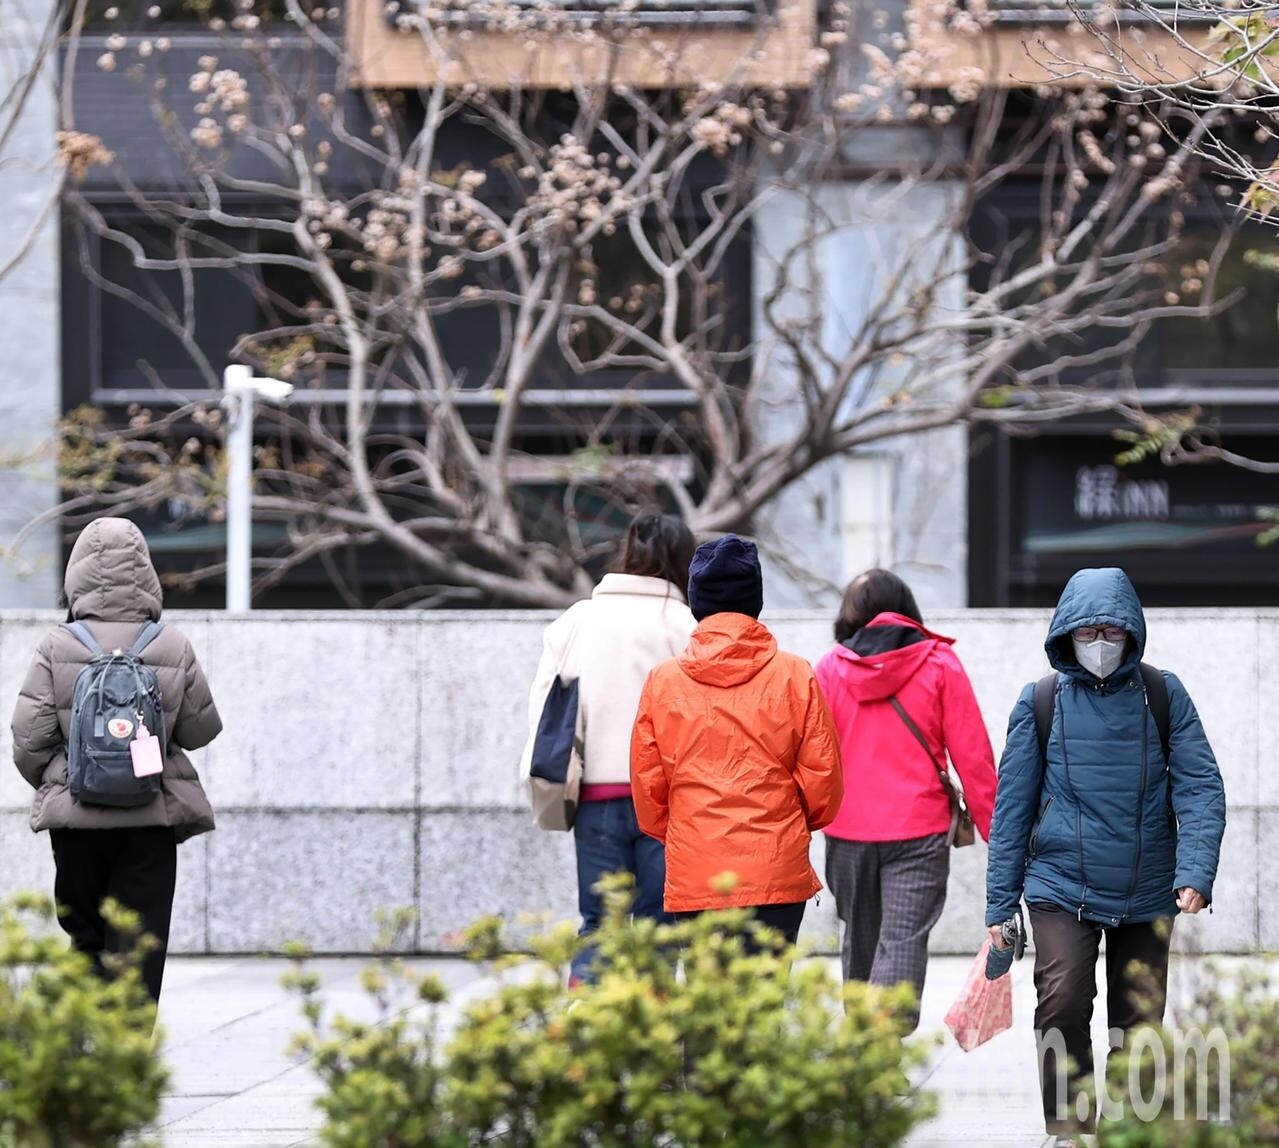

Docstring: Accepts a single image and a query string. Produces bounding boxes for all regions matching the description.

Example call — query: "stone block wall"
[0,609,1269,954]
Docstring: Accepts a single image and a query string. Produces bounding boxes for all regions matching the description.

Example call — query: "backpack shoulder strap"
[1139,663,1172,763]
[61,621,103,655]
[1033,674,1057,766]
[129,621,165,658]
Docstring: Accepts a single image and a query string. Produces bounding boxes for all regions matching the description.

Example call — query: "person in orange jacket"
[630,535,844,946]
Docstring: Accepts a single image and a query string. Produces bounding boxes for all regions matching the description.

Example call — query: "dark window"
[1162,232,1279,381]
[393,0,773,29]
[968,184,1279,606]
[80,0,311,27]
[60,206,726,607]
[96,226,255,393]
[970,190,1279,393]
[981,0,1206,23]
[65,207,750,402]
[64,217,263,400]
[976,429,1279,608]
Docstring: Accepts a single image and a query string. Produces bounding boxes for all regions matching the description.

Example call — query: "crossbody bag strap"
[887,695,949,788]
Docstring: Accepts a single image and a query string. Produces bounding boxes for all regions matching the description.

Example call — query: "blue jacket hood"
[1046,567,1146,681]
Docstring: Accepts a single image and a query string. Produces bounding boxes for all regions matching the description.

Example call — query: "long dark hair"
[617,513,696,594]
[834,568,923,643]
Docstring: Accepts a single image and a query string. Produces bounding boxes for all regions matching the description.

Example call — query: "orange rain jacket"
[630,614,844,912]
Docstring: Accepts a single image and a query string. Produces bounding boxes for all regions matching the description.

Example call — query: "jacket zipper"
[1120,693,1149,922]
[1059,686,1090,919]
[1029,795,1054,857]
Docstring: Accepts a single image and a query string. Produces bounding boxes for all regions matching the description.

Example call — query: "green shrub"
[1100,966,1278,1148]
[283,912,455,1148]
[290,880,932,1147]
[0,892,168,1148]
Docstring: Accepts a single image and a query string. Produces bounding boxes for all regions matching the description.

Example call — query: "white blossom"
[191,118,223,149]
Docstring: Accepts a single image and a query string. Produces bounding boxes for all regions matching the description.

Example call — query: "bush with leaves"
[283,910,455,1148]
[289,878,932,1147]
[1099,966,1279,1148]
[0,892,168,1148]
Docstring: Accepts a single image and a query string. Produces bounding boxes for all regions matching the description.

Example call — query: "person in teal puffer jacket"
[985,567,1225,1145]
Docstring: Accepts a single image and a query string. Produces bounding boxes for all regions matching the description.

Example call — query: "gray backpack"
[63,621,167,807]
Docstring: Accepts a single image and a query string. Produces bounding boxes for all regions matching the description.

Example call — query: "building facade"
[0,0,1276,611]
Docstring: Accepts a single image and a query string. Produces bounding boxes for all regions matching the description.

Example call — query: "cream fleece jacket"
[521,573,696,787]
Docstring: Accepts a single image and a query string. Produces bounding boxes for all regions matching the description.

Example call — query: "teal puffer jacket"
[986,568,1226,928]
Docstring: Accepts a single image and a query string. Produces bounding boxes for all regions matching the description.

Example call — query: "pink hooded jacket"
[814,612,996,843]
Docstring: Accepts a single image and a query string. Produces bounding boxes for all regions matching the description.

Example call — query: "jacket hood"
[1046,567,1146,681]
[678,614,777,687]
[827,612,953,702]
[65,517,163,622]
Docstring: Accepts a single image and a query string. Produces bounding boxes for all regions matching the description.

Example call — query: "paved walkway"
[155,953,1245,1147]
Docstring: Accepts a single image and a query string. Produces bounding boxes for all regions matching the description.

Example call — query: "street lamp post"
[222,364,293,612]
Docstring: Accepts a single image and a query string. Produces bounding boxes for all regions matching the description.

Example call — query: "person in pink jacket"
[815,569,997,1026]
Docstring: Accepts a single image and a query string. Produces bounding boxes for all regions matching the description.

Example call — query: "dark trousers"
[825,833,950,1028]
[50,826,178,1003]
[1029,905,1174,1135]
[572,797,670,983]
[676,901,807,952]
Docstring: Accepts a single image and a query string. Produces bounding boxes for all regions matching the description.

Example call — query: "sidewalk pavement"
[155,952,1255,1147]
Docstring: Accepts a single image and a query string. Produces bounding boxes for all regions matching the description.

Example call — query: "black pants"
[1029,904,1173,1135]
[825,834,950,1030]
[677,901,807,952]
[50,826,178,1003]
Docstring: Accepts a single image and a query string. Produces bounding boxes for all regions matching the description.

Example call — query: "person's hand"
[988,924,1010,950]
[1177,887,1207,914]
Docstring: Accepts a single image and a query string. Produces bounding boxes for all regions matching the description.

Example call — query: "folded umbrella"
[985,907,1026,980]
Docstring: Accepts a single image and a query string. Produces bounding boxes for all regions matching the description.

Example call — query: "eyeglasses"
[1075,626,1128,643]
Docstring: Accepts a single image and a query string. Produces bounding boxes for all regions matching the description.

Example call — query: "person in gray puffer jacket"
[985,567,1225,1145]
[11,517,222,1002]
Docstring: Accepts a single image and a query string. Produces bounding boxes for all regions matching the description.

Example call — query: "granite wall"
[0,609,1270,955]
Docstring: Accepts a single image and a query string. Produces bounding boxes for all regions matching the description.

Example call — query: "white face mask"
[1073,636,1126,679]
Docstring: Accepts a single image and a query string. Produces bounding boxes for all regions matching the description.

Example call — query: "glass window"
[1160,229,1279,378]
[70,206,749,399]
[400,0,767,28]
[971,190,1279,391]
[95,224,256,393]
[80,0,312,27]
[983,0,1197,21]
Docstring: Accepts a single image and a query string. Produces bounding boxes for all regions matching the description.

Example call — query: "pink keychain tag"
[131,720,164,778]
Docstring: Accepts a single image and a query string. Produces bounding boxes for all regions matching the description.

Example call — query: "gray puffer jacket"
[11,517,221,842]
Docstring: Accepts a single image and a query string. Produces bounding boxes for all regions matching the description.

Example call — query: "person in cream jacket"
[522,513,696,984]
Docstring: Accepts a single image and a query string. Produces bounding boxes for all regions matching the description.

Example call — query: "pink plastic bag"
[944,938,1013,1052]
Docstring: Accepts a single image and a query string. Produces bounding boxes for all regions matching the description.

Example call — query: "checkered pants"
[825,834,950,1020]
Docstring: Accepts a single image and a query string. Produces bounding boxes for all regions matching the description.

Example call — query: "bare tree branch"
[35,0,1263,605]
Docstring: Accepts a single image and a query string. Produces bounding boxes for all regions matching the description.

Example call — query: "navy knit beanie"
[687,535,764,622]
